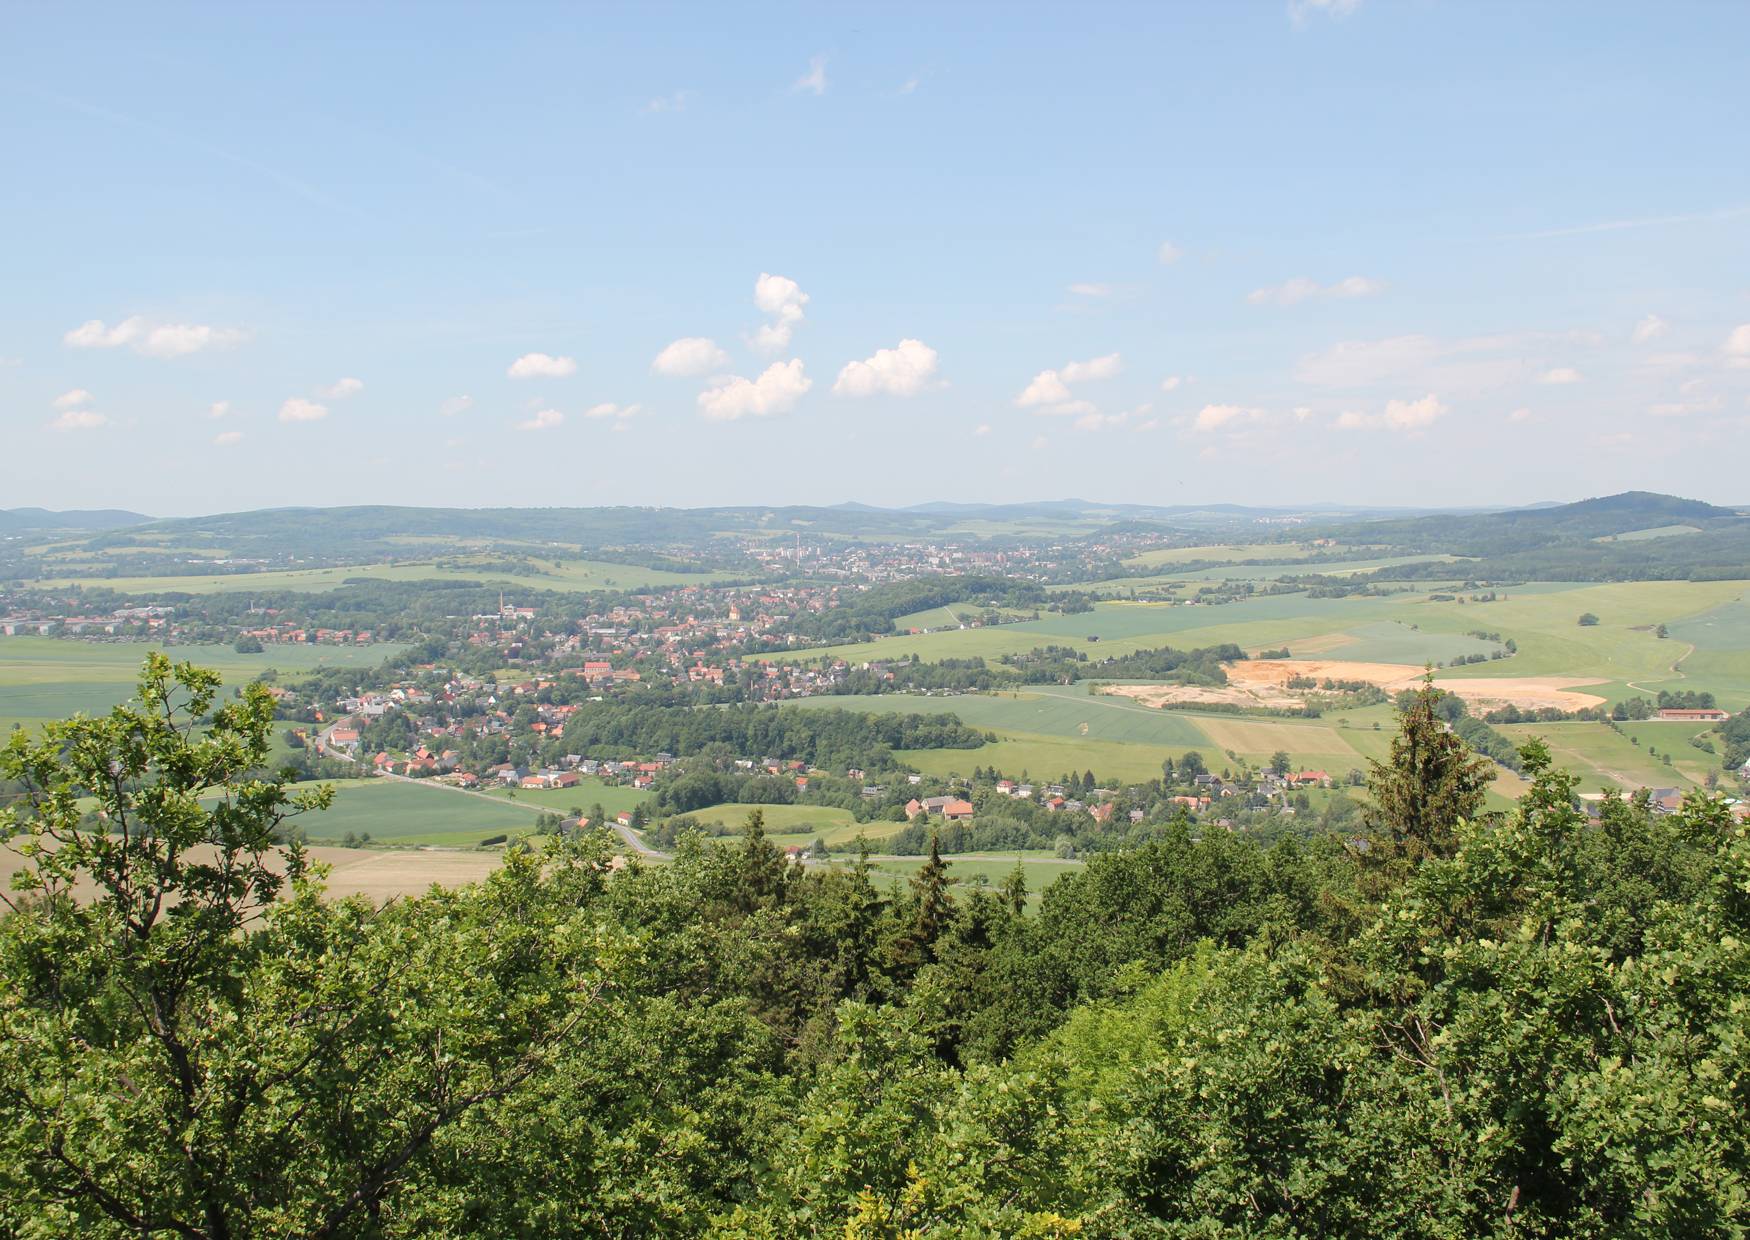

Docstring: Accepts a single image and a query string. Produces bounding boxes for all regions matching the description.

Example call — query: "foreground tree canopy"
[1,657,1747,1236]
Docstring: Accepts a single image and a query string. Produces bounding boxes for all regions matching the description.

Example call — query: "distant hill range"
[9,491,1747,583]
[0,508,152,534]
[1312,491,1750,581]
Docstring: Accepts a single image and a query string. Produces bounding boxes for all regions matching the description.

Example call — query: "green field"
[803,581,1750,711]
[1496,721,1700,794]
[857,854,1083,897]
[0,637,403,733]
[1121,542,1324,569]
[789,579,1750,795]
[1592,525,1701,543]
[34,556,730,595]
[1665,591,1750,707]
[477,778,650,817]
[248,778,538,847]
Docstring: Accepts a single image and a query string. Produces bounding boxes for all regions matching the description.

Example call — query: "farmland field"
[0,637,404,733]
[0,840,506,906]
[1121,542,1325,569]
[266,778,539,847]
[1496,721,1699,794]
[857,854,1084,897]
[476,778,651,817]
[676,801,861,837]
[801,581,1750,711]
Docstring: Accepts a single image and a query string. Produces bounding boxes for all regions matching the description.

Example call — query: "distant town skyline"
[3,1,1749,514]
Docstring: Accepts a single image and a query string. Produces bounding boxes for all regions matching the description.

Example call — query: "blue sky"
[3,1,1749,516]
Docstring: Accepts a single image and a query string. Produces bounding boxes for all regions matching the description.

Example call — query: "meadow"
[269,778,537,847]
[0,637,403,733]
[1495,722,1701,794]
[855,853,1084,898]
[475,778,651,817]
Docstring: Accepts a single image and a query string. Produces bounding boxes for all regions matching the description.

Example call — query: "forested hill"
[1336,491,1750,581]
[0,507,151,534]
[101,498,1462,560]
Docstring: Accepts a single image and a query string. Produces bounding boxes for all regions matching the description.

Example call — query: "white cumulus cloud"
[752,273,809,352]
[507,352,577,379]
[1537,367,1582,384]
[319,377,364,399]
[213,430,244,446]
[1192,403,1263,433]
[518,408,565,431]
[1016,353,1121,410]
[652,336,731,376]
[1336,393,1447,431]
[698,359,811,421]
[439,394,474,417]
[278,398,328,423]
[833,338,939,397]
[1725,324,1750,368]
[1247,275,1384,307]
[64,316,245,357]
[53,389,93,410]
[209,400,232,418]
[1160,375,1182,392]
[1158,241,1183,265]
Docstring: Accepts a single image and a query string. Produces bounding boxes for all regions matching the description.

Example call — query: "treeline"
[553,700,987,771]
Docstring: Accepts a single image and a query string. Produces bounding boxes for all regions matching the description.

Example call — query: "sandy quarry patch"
[1103,658,1608,713]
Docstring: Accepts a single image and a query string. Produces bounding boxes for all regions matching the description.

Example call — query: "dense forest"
[2,656,1748,1235]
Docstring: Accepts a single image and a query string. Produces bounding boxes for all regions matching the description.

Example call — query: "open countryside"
[8,5,1750,1227]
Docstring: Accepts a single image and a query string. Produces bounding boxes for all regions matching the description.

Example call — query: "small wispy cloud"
[1290,0,1361,26]
[1247,276,1384,307]
[644,90,692,113]
[48,408,109,432]
[1497,204,1750,242]
[1632,314,1668,344]
[279,398,328,423]
[793,55,828,96]
[518,408,565,431]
